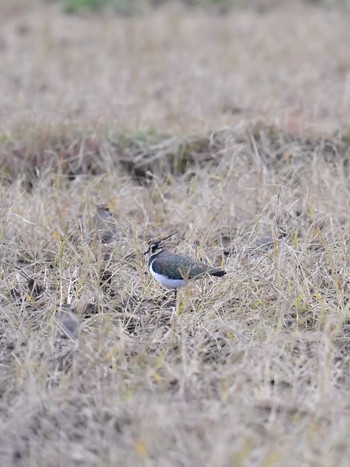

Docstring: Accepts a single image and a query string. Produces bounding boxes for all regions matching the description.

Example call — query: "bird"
[89,205,118,244]
[143,233,226,299]
[54,305,80,340]
[248,229,287,255]
[254,236,275,251]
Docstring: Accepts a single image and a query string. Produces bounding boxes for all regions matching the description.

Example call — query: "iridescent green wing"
[177,255,210,279]
[152,253,209,279]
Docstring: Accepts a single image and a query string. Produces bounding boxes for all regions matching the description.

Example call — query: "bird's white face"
[150,242,161,255]
[144,241,163,257]
[143,232,177,257]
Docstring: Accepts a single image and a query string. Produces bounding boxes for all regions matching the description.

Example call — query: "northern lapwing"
[143,233,226,299]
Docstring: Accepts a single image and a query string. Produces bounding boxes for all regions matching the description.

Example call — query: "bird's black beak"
[143,247,150,255]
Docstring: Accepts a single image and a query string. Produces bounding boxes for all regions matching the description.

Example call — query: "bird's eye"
[151,243,159,253]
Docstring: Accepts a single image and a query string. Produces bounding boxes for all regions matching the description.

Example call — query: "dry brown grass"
[1,1,350,135]
[1,2,350,466]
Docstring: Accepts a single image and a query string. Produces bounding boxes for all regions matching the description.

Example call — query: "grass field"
[1,1,350,466]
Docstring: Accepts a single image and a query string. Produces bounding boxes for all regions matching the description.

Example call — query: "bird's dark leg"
[174,289,177,304]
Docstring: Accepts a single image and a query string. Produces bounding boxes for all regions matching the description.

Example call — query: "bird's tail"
[209,268,226,277]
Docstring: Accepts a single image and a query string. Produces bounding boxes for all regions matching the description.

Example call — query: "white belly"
[150,262,185,289]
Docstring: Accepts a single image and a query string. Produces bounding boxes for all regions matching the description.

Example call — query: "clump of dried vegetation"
[1,1,350,466]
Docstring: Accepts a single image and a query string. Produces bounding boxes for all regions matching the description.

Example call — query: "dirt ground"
[1,2,350,466]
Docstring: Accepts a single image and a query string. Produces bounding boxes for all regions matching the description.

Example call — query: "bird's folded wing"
[152,254,209,279]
